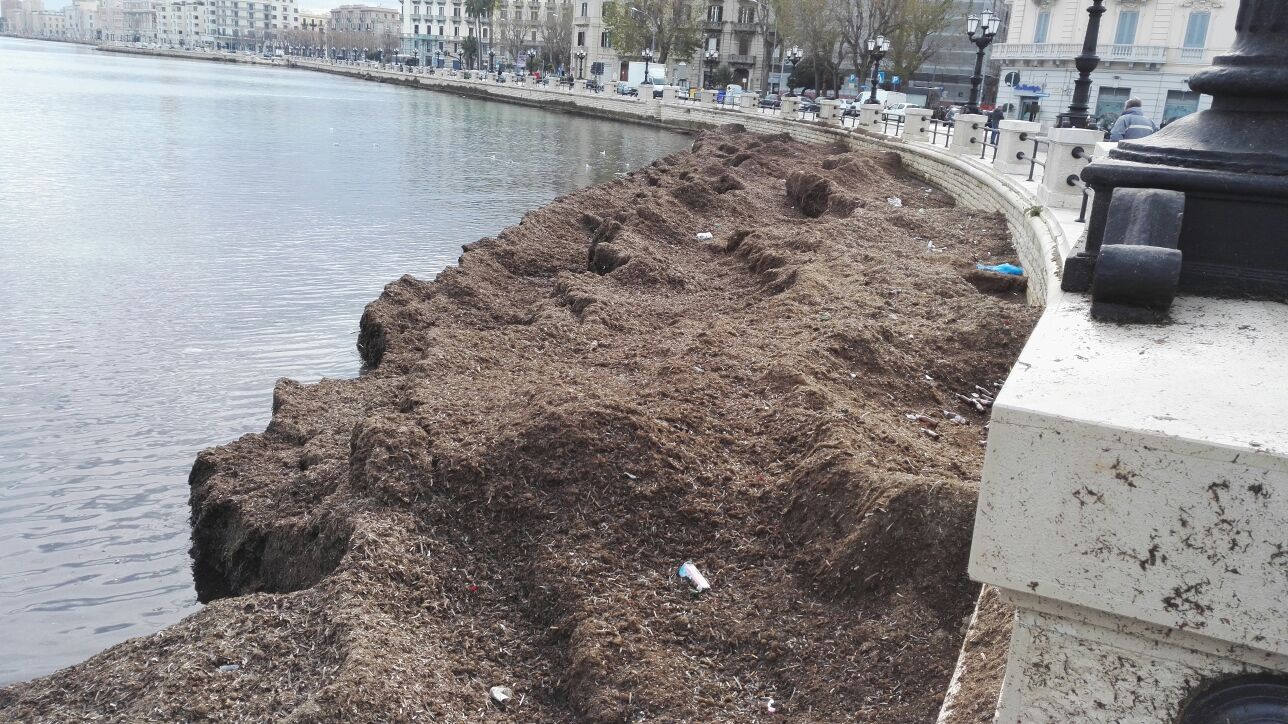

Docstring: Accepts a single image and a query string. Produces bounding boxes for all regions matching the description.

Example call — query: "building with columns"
[993,0,1235,128]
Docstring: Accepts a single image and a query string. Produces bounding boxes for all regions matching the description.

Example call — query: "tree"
[538,1,573,72]
[462,35,480,69]
[774,0,842,92]
[495,5,529,67]
[886,0,953,82]
[602,0,703,65]
[833,0,900,93]
[464,0,496,67]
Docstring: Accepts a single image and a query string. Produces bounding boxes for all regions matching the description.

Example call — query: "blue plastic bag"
[976,263,1024,276]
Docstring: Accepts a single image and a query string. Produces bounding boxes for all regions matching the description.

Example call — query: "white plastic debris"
[765,697,778,714]
[695,232,714,240]
[677,561,711,593]
[886,197,903,207]
[218,664,240,673]
[943,410,968,425]
[490,686,514,705]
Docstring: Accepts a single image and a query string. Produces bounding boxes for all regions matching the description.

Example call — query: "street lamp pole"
[965,10,1001,115]
[704,48,719,90]
[575,49,586,79]
[786,45,802,93]
[641,47,655,85]
[865,36,890,105]
[1060,0,1107,128]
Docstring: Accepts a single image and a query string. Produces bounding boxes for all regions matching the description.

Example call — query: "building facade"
[572,0,775,90]
[993,0,1234,127]
[330,3,398,34]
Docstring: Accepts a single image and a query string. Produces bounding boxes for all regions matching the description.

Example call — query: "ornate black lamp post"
[785,45,802,92]
[1058,0,1107,128]
[965,10,1001,115]
[575,49,586,79]
[641,47,655,85]
[488,50,494,72]
[1065,0,1288,318]
[866,35,890,105]
[703,48,719,89]
[525,47,536,75]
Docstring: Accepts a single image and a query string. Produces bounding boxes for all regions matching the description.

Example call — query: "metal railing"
[928,118,955,148]
[1019,135,1050,182]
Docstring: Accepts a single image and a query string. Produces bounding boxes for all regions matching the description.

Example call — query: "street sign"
[877,71,885,82]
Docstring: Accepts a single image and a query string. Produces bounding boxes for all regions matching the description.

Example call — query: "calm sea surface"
[0,37,689,683]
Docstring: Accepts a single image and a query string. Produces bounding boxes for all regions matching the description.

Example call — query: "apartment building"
[209,0,301,49]
[404,0,576,70]
[62,0,100,40]
[571,0,775,90]
[157,0,214,47]
[0,0,43,34]
[993,0,1234,127]
[331,3,398,34]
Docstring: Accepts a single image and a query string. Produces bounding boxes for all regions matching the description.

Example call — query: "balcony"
[726,53,755,65]
[992,42,1167,64]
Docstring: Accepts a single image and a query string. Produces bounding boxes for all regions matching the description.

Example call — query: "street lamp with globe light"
[965,10,1001,115]
[575,49,586,79]
[785,45,803,94]
[866,35,890,105]
[704,48,719,90]
[641,47,655,85]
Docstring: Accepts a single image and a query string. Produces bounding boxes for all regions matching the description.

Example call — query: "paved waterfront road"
[0,37,690,683]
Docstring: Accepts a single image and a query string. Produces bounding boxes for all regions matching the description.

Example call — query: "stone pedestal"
[858,103,882,134]
[1036,126,1100,209]
[1092,140,1117,160]
[699,89,718,105]
[994,119,1041,175]
[578,79,592,92]
[950,113,987,156]
[660,86,676,102]
[780,97,799,116]
[901,108,933,142]
[819,99,841,124]
[970,295,1288,722]
[738,93,758,110]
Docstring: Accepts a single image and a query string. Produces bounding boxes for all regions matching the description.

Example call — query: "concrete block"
[779,96,799,116]
[699,89,718,105]
[950,113,987,156]
[901,108,933,143]
[1037,126,1101,209]
[858,104,882,134]
[660,86,676,102]
[738,93,757,110]
[819,99,841,124]
[971,295,1288,721]
[995,119,1041,175]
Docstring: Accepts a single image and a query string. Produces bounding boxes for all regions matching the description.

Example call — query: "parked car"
[616,81,639,97]
[758,95,781,110]
[884,102,922,117]
[798,98,822,114]
[585,80,604,92]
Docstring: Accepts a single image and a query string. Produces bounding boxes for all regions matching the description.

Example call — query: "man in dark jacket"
[1110,98,1159,141]
[986,106,1006,143]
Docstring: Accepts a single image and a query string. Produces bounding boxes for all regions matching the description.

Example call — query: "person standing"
[1110,98,1160,141]
[987,105,1006,143]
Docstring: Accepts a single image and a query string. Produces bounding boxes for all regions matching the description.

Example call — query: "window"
[1183,11,1209,48]
[576,29,584,45]
[580,2,586,16]
[1114,10,1138,45]
[1164,90,1200,122]
[413,22,418,33]
[453,24,458,35]
[707,4,721,22]
[530,29,536,40]
[737,6,753,23]
[1094,85,1132,125]
[737,35,749,54]
[600,29,609,47]
[437,24,443,34]
[1034,10,1050,43]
